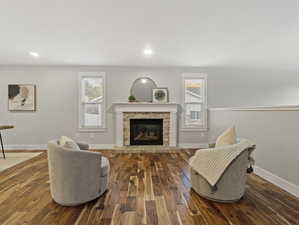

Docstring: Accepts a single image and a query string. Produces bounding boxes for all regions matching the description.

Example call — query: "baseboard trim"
[178,143,209,148]
[92,144,209,149]
[254,166,299,198]
[4,144,115,150]
[4,143,208,150]
[4,145,47,150]
[89,144,115,149]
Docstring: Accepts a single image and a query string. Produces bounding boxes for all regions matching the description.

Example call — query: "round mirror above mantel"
[130,77,157,102]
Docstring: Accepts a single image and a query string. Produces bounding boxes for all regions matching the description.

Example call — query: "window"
[190,111,200,120]
[79,72,106,131]
[182,73,207,130]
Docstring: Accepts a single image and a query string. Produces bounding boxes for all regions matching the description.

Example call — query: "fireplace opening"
[130,119,163,145]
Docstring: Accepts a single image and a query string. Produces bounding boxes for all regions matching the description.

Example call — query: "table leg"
[0,132,5,159]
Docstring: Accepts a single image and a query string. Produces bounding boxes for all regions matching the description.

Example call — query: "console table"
[0,126,14,159]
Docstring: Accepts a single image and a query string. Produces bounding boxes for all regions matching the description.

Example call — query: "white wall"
[203,67,299,192]
[209,109,299,187]
[1,65,298,193]
[205,67,299,108]
[0,66,207,147]
[1,66,299,146]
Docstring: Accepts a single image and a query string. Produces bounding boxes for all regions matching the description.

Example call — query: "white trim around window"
[78,72,106,132]
[181,73,208,131]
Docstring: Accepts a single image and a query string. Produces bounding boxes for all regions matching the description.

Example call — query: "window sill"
[78,128,107,133]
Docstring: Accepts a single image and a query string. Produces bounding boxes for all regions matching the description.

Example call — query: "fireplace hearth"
[130,119,163,145]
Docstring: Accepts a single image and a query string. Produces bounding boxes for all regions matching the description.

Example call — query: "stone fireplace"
[113,103,178,148]
[124,112,170,146]
[130,118,163,145]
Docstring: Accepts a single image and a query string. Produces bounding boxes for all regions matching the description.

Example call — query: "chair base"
[191,188,243,203]
[52,188,108,206]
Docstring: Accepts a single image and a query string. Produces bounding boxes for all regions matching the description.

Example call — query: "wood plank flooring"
[0,150,298,225]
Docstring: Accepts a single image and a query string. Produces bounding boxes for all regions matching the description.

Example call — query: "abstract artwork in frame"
[152,88,169,103]
[8,84,36,111]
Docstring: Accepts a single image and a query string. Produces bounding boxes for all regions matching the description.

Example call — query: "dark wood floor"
[0,150,298,225]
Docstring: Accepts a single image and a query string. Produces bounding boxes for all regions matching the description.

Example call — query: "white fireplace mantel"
[112,102,179,147]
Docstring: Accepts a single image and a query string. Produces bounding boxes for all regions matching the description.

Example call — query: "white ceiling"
[1,0,299,68]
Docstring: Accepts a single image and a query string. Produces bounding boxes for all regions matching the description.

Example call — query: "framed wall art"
[8,84,36,111]
[152,88,168,103]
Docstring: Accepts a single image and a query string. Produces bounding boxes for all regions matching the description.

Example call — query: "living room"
[0,1,299,225]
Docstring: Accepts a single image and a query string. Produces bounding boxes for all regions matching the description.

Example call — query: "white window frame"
[181,73,208,131]
[78,72,106,132]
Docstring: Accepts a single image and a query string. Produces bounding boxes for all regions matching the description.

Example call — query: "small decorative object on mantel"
[152,88,169,103]
[8,84,36,111]
[128,95,136,103]
[130,77,157,102]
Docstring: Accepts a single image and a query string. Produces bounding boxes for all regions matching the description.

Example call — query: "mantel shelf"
[112,102,178,106]
[111,102,179,113]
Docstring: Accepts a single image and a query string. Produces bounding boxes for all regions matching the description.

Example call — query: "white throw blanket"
[189,139,255,188]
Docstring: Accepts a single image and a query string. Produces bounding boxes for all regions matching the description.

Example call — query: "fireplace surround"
[123,112,170,146]
[112,103,178,148]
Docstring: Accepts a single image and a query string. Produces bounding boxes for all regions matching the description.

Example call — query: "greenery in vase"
[128,95,136,102]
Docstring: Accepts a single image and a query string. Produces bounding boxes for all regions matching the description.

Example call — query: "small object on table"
[0,125,14,159]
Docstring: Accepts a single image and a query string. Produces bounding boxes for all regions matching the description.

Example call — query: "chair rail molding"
[209,105,299,111]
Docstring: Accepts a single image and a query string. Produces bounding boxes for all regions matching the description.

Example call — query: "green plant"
[128,95,136,102]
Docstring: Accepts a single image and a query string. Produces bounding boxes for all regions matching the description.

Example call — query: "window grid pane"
[82,103,102,128]
[81,77,103,103]
[185,103,202,126]
[191,111,200,120]
[184,79,203,103]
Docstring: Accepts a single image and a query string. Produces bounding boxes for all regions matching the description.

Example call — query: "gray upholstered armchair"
[47,140,110,206]
[190,139,255,202]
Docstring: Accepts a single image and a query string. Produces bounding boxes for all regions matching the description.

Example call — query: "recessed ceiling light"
[29,51,40,58]
[143,47,153,56]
